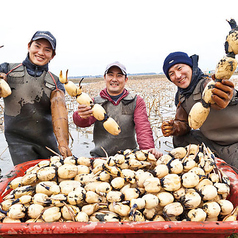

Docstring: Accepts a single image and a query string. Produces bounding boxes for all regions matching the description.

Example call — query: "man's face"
[28,39,54,66]
[104,66,128,96]
[168,64,192,88]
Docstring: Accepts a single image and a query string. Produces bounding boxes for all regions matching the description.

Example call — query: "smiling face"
[104,66,128,96]
[168,63,192,88]
[28,38,55,66]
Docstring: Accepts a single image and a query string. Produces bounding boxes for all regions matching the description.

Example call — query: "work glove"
[161,102,190,137]
[161,120,175,137]
[162,119,190,137]
[211,78,234,110]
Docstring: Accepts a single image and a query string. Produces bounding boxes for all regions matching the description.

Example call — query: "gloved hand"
[161,120,175,137]
[211,79,234,110]
[161,102,190,137]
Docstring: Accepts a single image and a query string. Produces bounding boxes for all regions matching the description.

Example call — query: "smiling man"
[161,51,238,169]
[73,61,162,158]
[0,31,72,165]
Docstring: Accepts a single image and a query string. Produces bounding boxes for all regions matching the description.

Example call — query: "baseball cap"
[31,31,56,51]
[104,61,127,75]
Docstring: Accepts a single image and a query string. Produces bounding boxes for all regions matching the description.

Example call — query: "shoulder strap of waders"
[48,71,58,90]
[6,63,23,75]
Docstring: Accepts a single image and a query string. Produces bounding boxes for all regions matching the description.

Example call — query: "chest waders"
[4,63,60,165]
[90,93,137,157]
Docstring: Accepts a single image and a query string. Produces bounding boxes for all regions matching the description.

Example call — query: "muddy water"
[0,127,94,177]
[0,133,13,176]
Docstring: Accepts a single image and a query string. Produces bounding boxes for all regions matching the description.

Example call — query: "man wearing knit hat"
[161,51,238,169]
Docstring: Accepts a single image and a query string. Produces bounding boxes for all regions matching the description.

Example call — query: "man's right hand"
[77,104,93,119]
[161,120,175,137]
[0,73,7,81]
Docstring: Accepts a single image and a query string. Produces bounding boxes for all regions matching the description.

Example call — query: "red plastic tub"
[0,158,237,238]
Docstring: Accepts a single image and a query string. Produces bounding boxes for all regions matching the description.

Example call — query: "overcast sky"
[1,0,238,77]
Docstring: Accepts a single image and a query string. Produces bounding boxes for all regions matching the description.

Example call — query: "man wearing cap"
[161,51,238,168]
[73,61,162,158]
[0,31,72,165]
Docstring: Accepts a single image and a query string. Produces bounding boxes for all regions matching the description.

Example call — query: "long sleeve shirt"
[73,88,155,150]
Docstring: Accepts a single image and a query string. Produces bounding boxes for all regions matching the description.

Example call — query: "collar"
[22,54,49,77]
[175,54,206,105]
[100,88,129,105]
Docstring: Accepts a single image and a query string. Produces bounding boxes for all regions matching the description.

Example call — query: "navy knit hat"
[163,52,193,80]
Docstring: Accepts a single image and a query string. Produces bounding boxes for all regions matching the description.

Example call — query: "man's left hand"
[147,148,163,159]
[59,145,72,158]
[211,79,234,110]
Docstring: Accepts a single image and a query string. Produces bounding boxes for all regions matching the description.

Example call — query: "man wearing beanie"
[161,51,238,169]
[0,31,72,165]
[73,61,162,159]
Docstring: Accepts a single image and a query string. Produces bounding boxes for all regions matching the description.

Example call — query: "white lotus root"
[0,78,11,98]
[188,19,238,130]
[59,70,121,136]
[0,144,236,223]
